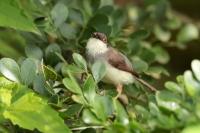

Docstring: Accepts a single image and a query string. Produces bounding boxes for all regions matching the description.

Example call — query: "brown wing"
[106,48,139,77]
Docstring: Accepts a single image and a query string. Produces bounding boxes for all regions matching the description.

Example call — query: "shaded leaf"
[51,2,68,27]
[21,58,37,85]
[59,23,77,39]
[25,45,43,60]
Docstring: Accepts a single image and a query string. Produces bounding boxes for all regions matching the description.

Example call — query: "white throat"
[86,38,108,57]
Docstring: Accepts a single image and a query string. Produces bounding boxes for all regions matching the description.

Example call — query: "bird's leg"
[115,84,123,99]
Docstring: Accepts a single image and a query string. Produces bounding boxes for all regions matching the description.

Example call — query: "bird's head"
[91,32,107,44]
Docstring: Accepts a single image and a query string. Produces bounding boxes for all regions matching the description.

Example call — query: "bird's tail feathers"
[134,77,157,92]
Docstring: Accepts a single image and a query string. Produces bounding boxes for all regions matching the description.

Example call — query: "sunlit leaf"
[91,61,106,82]
[156,91,181,111]
[72,53,87,71]
[63,71,82,94]
[177,24,199,43]
[0,58,21,82]
[83,75,96,103]
[0,1,40,34]
[191,59,200,81]
[184,70,200,97]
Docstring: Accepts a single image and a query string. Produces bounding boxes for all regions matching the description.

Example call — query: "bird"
[86,32,156,98]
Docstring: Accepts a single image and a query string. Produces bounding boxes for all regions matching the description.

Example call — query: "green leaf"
[184,70,200,97]
[191,59,200,81]
[62,64,84,76]
[83,75,96,103]
[127,39,141,55]
[72,53,87,71]
[63,71,82,94]
[82,109,101,124]
[45,43,61,65]
[135,105,149,119]
[177,24,199,43]
[182,124,200,133]
[165,81,184,95]
[0,58,21,82]
[149,102,160,116]
[91,61,106,82]
[139,48,156,64]
[154,25,171,42]
[25,45,43,60]
[130,29,150,40]
[156,91,181,111]
[91,96,113,121]
[42,65,57,81]
[0,1,39,34]
[33,74,50,96]
[51,2,68,28]
[68,9,84,26]
[0,39,22,59]
[89,14,111,35]
[152,46,170,64]
[21,58,37,85]
[146,66,169,79]
[113,99,129,125]
[3,92,71,133]
[59,23,77,39]
[132,57,148,73]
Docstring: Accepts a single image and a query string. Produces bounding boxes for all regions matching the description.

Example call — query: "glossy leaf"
[113,99,129,125]
[156,91,181,111]
[191,59,200,81]
[165,81,184,95]
[184,70,200,97]
[0,58,21,82]
[82,109,101,124]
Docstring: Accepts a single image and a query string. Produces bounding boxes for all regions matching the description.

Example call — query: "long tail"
[134,77,157,92]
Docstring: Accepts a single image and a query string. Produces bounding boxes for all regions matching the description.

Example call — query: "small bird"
[86,32,156,98]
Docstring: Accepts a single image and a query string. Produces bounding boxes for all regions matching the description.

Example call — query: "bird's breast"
[102,63,135,85]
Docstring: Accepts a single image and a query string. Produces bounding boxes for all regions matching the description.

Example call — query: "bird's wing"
[106,47,139,77]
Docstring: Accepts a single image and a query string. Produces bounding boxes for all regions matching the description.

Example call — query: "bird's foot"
[114,84,123,100]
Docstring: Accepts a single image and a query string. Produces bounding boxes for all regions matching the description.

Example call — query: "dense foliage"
[0,0,199,133]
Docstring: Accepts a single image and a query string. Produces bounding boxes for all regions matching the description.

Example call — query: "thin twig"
[71,126,104,131]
